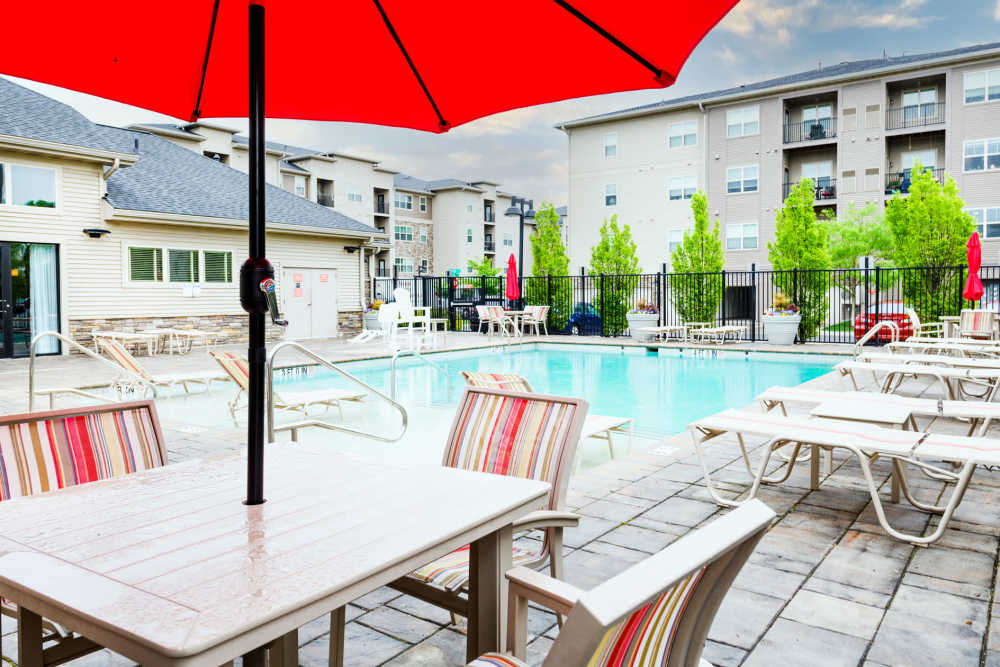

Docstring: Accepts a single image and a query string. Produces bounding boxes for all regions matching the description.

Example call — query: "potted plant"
[626,299,660,341]
[763,293,801,345]
[362,300,383,330]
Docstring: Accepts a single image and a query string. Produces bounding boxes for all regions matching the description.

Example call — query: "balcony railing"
[484,213,495,223]
[885,102,945,131]
[885,168,944,194]
[783,117,837,144]
[484,241,495,252]
[317,194,334,207]
[374,202,389,215]
[783,178,837,202]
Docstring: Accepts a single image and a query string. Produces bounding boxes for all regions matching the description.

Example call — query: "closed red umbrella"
[964,232,985,302]
[506,254,521,302]
[2,0,738,504]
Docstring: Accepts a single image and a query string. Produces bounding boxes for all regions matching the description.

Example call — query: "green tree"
[588,214,641,335]
[768,178,831,340]
[525,203,572,331]
[466,256,501,297]
[885,163,974,321]
[824,202,894,325]
[670,191,724,323]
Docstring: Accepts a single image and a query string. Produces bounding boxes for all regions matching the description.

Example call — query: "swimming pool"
[270,343,842,438]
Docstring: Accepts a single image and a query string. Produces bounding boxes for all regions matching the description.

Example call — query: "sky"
[4,0,999,207]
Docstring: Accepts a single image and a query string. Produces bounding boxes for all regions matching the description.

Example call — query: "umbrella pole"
[243,0,267,506]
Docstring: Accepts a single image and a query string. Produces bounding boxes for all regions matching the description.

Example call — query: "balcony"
[317,194,334,207]
[484,213,495,223]
[484,241,495,253]
[783,117,837,144]
[783,178,837,202]
[374,202,389,215]
[885,168,944,194]
[885,102,945,131]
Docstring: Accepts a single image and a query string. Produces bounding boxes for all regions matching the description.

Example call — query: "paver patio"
[0,335,997,666]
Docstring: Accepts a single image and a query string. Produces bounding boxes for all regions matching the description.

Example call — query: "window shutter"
[168,249,198,282]
[129,247,163,282]
[865,104,881,128]
[841,170,856,193]
[204,251,233,283]
[842,108,857,131]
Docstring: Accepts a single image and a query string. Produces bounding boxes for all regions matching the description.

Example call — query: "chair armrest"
[506,566,582,617]
[512,510,580,532]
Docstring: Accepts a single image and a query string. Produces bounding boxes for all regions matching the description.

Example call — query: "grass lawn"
[824,321,853,332]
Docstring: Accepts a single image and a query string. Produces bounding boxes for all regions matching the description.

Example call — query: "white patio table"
[0,443,548,666]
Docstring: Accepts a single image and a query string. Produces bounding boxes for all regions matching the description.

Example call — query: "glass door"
[0,244,10,357]
[0,242,60,357]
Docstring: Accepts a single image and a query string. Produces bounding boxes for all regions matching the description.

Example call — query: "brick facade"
[393,222,434,275]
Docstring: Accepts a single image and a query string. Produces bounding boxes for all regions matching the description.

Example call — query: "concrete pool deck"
[0,334,997,666]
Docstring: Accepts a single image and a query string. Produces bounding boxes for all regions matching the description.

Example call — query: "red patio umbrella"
[964,232,985,302]
[505,254,521,302]
[2,0,739,505]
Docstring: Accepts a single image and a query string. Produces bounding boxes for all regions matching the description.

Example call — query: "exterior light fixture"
[82,228,112,238]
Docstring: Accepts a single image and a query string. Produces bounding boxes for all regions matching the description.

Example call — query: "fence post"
[863,257,870,343]
[720,269,727,326]
[447,274,455,331]
[656,264,664,326]
[599,274,605,337]
[751,263,757,342]
[874,265,881,342]
[392,264,398,292]
[958,265,965,313]
[479,275,486,306]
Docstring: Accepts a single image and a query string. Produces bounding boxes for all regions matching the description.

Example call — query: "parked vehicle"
[563,302,602,335]
[853,300,914,341]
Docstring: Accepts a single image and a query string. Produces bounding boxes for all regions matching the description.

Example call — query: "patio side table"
[0,444,548,666]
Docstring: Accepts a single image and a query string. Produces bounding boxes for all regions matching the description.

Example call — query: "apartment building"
[559,42,1000,273]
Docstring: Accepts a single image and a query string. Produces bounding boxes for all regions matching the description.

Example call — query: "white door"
[310,270,338,337]
[282,268,312,339]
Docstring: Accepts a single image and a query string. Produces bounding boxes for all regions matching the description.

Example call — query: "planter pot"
[626,313,660,341]
[362,311,381,331]
[763,314,801,345]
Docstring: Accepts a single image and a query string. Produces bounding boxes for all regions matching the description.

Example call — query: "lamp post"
[504,196,535,280]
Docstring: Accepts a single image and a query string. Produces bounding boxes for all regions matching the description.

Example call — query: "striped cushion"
[467,653,529,667]
[410,544,540,592]
[99,338,152,381]
[211,351,250,392]
[0,407,164,501]
[588,568,706,666]
[961,310,993,337]
[445,391,577,482]
[462,372,533,393]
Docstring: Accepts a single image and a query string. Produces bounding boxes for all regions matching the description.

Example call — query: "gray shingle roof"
[279,159,310,174]
[561,41,1000,127]
[424,178,483,192]
[104,127,376,233]
[133,123,205,140]
[393,173,434,194]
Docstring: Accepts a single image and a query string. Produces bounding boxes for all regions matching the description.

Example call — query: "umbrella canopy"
[505,255,521,301]
[2,0,738,504]
[964,232,985,302]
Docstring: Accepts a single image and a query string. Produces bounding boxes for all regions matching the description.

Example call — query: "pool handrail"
[853,320,900,358]
[389,346,451,400]
[266,340,407,443]
[28,331,155,411]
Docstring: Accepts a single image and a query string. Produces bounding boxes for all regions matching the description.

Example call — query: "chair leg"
[548,527,566,629]
[329,607,345,667]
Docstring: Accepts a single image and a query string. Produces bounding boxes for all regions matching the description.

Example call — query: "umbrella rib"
[190,0,222,121]
[552,0,671,85]
[371,0,449,131]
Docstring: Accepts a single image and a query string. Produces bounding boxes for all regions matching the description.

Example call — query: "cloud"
[446,151,483,168]
[995,0,1000,20]
[719,0,936,42]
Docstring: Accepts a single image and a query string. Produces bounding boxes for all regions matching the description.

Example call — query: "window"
[801,162,832,187]
[420,259,428,274]
[203,251,233,283]
[394,224,413,241]
[967,207,1000,238]
[864,168,880,191]
[394,257,413,274]
[726,165,758,194]
[466,204,474,213]
[865,104,881,128]
[668,121,697,148]
[841,170,856,193]
[842,107,857,131]
[964,69,1000,104]
[726,106,759,137]
[964,138,1000,172]
[5,165,57,207]
[293,176,306,198]
[603,132,617,158]
[394,193,413,209]
[669,176,697,200]
[466,228,473,243]
[802,104,833,126]
[902,88,937,122]
[668,229,683,254]
[128,247,163,282]
[419,229,427,243]
[902,150,936,175]
[167,249,199,283]
[503,233,513,248]
[347,189,363,203]
[726,223,758,250]
[604,183,617,206]
[419,196,427,212]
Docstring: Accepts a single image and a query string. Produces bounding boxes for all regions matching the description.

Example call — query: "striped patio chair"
[468,500,775,667]
[960,309,997,340]
[389,386,588,626]
[98,337,226,395]
[0,400,167,665]
[209,351,366,422]
[520,305,549,335]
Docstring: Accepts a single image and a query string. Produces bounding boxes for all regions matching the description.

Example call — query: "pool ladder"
[389,347,451,401]
[853,320,900,358]
[266,340,408,443]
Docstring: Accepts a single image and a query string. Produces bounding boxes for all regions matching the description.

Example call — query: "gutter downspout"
[103,157,121,181]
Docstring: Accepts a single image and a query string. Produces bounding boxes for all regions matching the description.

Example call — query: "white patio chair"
[393,287,431,346]
[904,307,944,339]
[960,309,997,340]
[468,500,775,666]
[475,304,490,334]
[520,305,549,335]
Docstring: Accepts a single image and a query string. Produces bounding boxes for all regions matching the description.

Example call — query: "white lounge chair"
[690,324,746,344]
[887,339,1000,357]
[904,307,945,339]
[836,360,1000,401]
[858,351,1000,370]
[468,500,775,667]
[688,408,997,545]
[98,337,227,395]
[210,351,366,421]
[634,324,688,342]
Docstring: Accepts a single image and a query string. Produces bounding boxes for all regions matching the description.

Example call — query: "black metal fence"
[372,264,1000,344]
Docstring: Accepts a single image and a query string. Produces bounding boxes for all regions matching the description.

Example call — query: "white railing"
[853,320,900,358]
[266,340,407,443]
[28,331,155,411]
[389,347,451,400]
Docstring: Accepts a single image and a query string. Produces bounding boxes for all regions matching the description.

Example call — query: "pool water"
[271,343,841,438]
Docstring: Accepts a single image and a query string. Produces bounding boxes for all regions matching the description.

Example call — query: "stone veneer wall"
[393,222,434,274]
[67,311,363,351]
